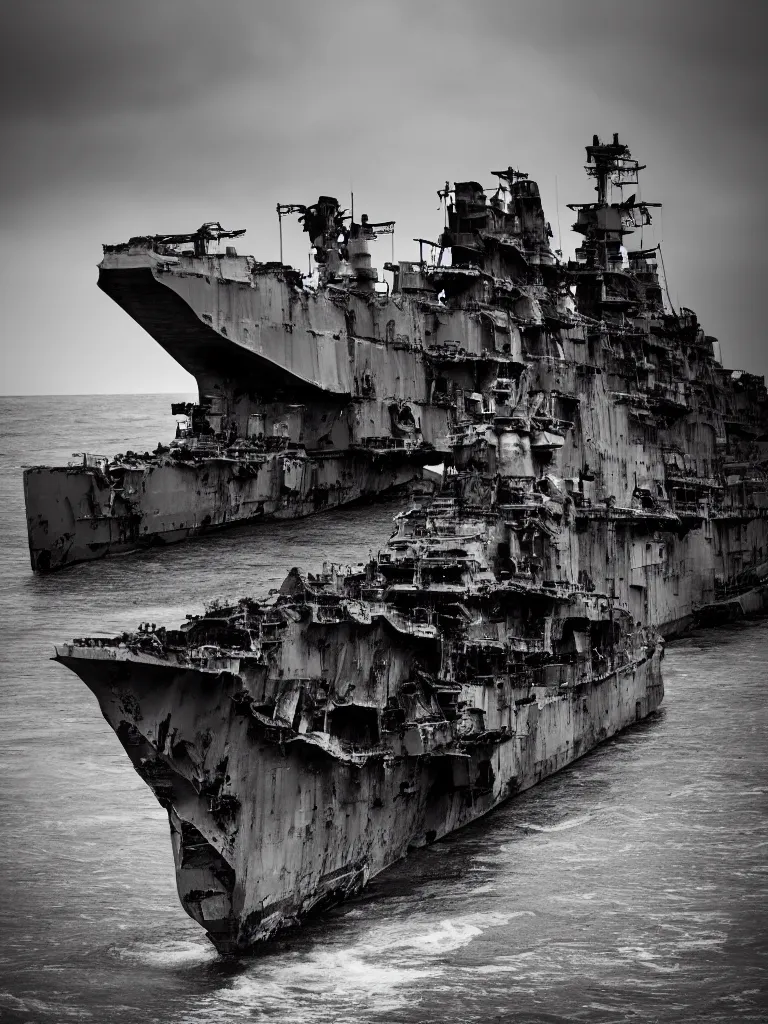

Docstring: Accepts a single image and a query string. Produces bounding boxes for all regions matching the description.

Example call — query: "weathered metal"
[54,136,768,950]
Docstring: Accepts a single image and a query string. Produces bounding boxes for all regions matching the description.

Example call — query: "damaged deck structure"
[55,135,768,950]
[57,500,663,951]
[25,213,442,570]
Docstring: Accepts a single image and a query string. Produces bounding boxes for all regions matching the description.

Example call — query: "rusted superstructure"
[54,136,768,950]
[25,213,443,571]
[56,489,664,951]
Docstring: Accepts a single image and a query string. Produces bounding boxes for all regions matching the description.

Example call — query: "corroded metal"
[55,136,768,950]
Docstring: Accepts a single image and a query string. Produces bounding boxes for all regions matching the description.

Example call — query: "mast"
[568,132,660,271]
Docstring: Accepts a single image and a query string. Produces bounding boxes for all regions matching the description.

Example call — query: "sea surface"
[0,394,766,1024]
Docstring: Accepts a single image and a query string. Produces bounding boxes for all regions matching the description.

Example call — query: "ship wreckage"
[55,136,768,950]
[25,203,443,570]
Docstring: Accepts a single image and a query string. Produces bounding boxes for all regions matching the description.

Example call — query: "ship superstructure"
[24,209,445,571]
[26,138,768,601]
[56,444,664,951]
[52,134,768,950]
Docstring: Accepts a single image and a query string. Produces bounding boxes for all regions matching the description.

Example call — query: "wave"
[110,937,218,968]
[512,813,593,833]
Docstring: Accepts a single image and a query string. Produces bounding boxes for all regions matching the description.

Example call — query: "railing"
[69,453,109,472]
[710,506,768,519]
[354,437,423,451]
[671,502,704,517]
[507,636,545,653]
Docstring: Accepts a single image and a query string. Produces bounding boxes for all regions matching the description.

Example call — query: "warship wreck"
[25,207,443,571]
[55,136,768,950]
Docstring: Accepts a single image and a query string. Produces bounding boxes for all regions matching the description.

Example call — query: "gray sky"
[1,0,765,394]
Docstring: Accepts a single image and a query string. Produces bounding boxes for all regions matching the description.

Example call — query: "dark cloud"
[1,0,766,393]
[0,1,257,122]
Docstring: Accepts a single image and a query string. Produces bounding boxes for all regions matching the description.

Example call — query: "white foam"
[472,963,521,975]
[210,951,433,1024]
[512,813,592,833]
[0,992,93,1019]
[111,937,218,967]
[199,910,518,1022]
[399,919,482,952]
[550,891,599,903]
[616,945,681,973]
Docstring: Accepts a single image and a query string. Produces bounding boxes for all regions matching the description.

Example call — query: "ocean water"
[0,394,766,1024]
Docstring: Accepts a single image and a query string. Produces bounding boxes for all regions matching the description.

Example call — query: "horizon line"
[0,390,197,398]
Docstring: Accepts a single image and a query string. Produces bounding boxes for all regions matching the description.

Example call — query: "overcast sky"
[1,0,765,394]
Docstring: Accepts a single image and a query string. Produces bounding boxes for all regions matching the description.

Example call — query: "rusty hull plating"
[57,510,664,952]
[26,145,768,580]
[24,213,441,571]
[55,136,768,951]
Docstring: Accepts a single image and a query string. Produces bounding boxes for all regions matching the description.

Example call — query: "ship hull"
[24,453,422,572]
[694,582,768,627]
[57,644,663,953]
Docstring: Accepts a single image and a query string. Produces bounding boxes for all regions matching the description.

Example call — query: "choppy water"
[1,394,766,1023]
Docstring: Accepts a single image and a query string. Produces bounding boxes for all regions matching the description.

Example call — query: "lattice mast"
[569,133,660,270]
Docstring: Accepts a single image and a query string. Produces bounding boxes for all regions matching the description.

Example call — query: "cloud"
[1,0,766,392]
[0,1,256,123]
